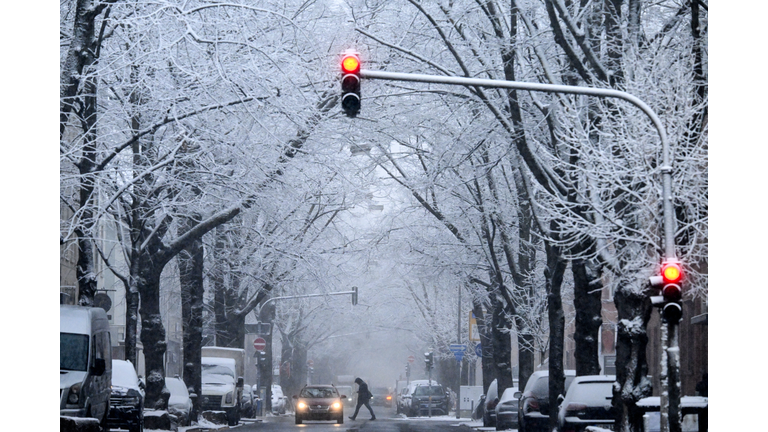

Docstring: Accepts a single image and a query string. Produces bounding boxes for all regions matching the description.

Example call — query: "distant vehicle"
[495,387,520,430]
[200,347,245,426]
[335,385,355,408]
[519,370,576,432]
[408,383,449,417]
[483,379,499,427]
[241,384,254,418]
[60,305,112,429]
[370,387,393,407]
[165,376,193,426]
[397,379,438,415]
[108,359,144,432]
[271,384,288,414]
[557,375,616,432]
[293,385,345,424]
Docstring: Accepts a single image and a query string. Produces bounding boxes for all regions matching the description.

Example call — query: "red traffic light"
[341,54,360,74]
[661,262,682,284]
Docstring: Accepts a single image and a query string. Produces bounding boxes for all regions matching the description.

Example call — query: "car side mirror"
[292,395,298,399]
[189,393,197,399]
[90,358,106,376]
[514,391,522,399]
[237,377,244,387]
[557,394,565,404]
[340,395,347,399]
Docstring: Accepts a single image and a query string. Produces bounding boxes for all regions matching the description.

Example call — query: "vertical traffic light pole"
[351,68,681,430]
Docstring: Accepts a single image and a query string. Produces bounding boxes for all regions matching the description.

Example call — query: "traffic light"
[258,351,267,364]
[405,363,411,377]
[340,51,361,117]
[649,261,683,323]
[424,352,434,370]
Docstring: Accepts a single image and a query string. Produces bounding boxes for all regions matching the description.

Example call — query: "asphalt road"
[230,405,478,432]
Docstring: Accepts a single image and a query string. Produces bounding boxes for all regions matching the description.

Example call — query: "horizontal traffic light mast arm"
[257,290,358,312]
[360,68,677,260]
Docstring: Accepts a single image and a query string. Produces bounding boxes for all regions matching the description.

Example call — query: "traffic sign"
[307,359,314,367]
[449,344,467,363]
[408,355,415,363]
[253,337,266,351]
[475,343,482,357]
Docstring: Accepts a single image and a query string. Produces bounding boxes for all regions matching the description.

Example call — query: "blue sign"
[475,343,482,357]
[449,344,467,363]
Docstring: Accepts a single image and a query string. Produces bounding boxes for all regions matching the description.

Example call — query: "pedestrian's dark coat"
[355,378,372,401]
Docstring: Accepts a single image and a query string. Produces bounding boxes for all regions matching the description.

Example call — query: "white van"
[60,305,112,427]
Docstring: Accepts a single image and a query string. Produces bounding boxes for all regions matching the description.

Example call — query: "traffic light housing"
[649,261,683,323]
[258,351,267,364]
[424,352,434,370]
[340,51,361,117]
[405,362,411,377]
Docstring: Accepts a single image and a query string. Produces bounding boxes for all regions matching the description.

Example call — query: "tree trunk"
[572,240,604,376]
[137,265,171,409]
[490,298,514,395]
[613,283,653,432]
[545,223,567,432]
[178,217,204,422]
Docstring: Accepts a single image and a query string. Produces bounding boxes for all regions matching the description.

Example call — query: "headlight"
[67,383,81,404]
[225,392,233,404]
[297,402,307,410]
[332,402,341,410]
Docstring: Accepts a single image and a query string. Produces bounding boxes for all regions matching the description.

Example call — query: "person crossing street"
[348,377,376,420]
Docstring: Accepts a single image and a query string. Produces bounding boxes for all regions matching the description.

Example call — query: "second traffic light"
[649,261,684,323]
[340,51,361,117]
[424,352,434,370]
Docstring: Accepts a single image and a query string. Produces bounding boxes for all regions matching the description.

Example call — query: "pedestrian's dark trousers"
[351,399,375,419]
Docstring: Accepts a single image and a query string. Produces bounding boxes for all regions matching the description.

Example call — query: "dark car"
[108,359,144,432]
[293,385,345,425]
[370,387,393,407]
[557,375,616,432]
[483,379,499,427]
[241,384,254,418]
[408,384,449,417]
[495,387,520,430]
[519,370,576,432]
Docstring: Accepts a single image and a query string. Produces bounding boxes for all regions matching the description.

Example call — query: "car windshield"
[300,387,339,398]
[567,380,614,404]
[60,333,89,371]
[201,364,235,384]
[165,378,188,396]
[413,386,443,396]
[112,360,139,389]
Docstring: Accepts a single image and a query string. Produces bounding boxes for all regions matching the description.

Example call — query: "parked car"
[370,387,394,407]
[293,385,345,424]
[241,384,254,418]
[408,383,449,416]
[397,379,436,415]
[271,384,288,414]
[165,376,193,426]
[519,370,576,432]
[495,387,520,430]
[60,305,112,428]
[557,375,616,432]
[108,359,144,432]
[482,379,499,427]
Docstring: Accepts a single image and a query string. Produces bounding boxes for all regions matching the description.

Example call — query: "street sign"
[253,337,266,351]
[475,343,482,357]
[449,344,467,363]
[408,355,415,363]
[307,359,314,367]
[469,311,480,342]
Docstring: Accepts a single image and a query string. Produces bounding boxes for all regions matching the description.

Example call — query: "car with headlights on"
[108,359,144,432]
[336,385,356,408]
[557,375,616,432]
[370,387,393,407]
[292,385,345,424]
[408,383,449,417]
[494,387,520,430]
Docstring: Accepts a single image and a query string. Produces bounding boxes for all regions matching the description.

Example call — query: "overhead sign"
[253,337,267,351]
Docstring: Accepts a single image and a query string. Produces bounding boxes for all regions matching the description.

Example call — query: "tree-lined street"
[58,1,708,431]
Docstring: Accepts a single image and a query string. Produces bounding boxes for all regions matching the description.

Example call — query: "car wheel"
[295,415,303,425]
